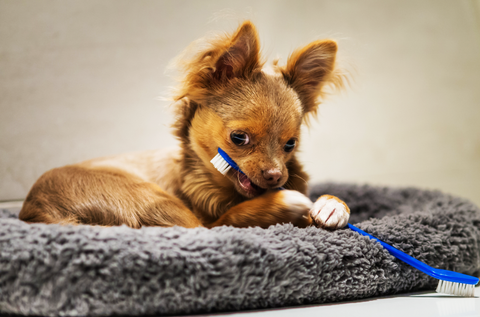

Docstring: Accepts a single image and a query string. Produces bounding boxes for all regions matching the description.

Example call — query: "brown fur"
[19,21,345,229]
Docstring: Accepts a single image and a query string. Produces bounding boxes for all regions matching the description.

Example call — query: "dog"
[19,21,350,230]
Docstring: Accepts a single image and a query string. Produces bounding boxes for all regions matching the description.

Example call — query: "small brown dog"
[19,21,350,230]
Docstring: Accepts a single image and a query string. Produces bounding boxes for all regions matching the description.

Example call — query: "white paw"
[310,195,350,229]
[280,190,313,216]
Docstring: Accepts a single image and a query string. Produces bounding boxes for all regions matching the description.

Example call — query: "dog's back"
[19,149,202,228]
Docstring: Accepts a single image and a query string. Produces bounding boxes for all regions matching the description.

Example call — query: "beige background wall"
[1,0,479,205]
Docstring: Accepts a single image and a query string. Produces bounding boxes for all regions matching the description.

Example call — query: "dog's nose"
[262,168,282,185]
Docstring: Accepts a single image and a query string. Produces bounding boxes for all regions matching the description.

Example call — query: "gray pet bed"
[1,183,479,316]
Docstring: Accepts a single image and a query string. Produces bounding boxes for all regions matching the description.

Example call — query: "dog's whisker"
[289,173,309,187]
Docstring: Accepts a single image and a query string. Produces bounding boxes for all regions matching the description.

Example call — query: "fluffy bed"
[1,183,479,316]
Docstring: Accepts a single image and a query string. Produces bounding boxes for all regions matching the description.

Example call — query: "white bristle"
[436,280,476,297]
[210,154,222,167]
[210,154,221,165]
[210,153,232,176]
[220,166,231,175]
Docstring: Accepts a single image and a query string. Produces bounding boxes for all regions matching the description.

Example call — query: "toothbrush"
[348,223,479,297]
[211,148,285,189]
[210,148,244,176]
[210,148,480,296]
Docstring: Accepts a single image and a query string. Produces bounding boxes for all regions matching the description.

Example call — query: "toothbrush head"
[210,148,244,176]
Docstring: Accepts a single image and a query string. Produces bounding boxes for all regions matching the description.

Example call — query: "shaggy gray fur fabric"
[1,183,479,316]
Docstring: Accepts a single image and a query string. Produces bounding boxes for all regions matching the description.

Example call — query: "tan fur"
[19,21,348,229]
[209,190,312,229]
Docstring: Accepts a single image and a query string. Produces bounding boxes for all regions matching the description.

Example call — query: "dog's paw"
[281,190,313,213]
[279,190,313,226]
[310,195,350,229]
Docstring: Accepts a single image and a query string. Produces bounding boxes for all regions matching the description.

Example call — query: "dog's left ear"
[282,40,338,115]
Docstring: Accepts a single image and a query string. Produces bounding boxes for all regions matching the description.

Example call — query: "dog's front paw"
[310,195,350,229]
[279,190,313,227]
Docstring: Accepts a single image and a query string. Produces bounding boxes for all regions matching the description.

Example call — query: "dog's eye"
[284,139,296,152]
[230,131,249,146]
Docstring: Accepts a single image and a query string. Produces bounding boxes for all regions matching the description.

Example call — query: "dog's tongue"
[239,173,254,191]
[238,172,266,197]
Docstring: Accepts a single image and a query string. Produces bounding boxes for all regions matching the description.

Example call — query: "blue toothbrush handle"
[347,223,479,285]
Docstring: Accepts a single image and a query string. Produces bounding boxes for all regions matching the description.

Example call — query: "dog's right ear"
[174,21,262,103]
[212,21,261,81]
[172,21,262,143]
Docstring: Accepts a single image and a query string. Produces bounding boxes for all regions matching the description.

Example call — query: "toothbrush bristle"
[436,280,476,297]
[210,153,232,176]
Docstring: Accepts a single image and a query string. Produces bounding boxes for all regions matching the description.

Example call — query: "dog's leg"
[309,195,350,229]
[19,165,202,228]
[208,190,313,228]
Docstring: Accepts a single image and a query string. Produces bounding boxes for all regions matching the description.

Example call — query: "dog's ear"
[172,22,262,142]
[212,21,261,81]
[282,40,338,116]
[173,21,262,103]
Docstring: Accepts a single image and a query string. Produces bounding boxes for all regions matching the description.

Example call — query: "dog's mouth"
[234,170,267,198]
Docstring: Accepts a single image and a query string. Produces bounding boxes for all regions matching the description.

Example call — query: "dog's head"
[173,21,342,199]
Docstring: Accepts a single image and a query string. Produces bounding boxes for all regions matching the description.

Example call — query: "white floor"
[0,201,23,209]
[190,286,480,317]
